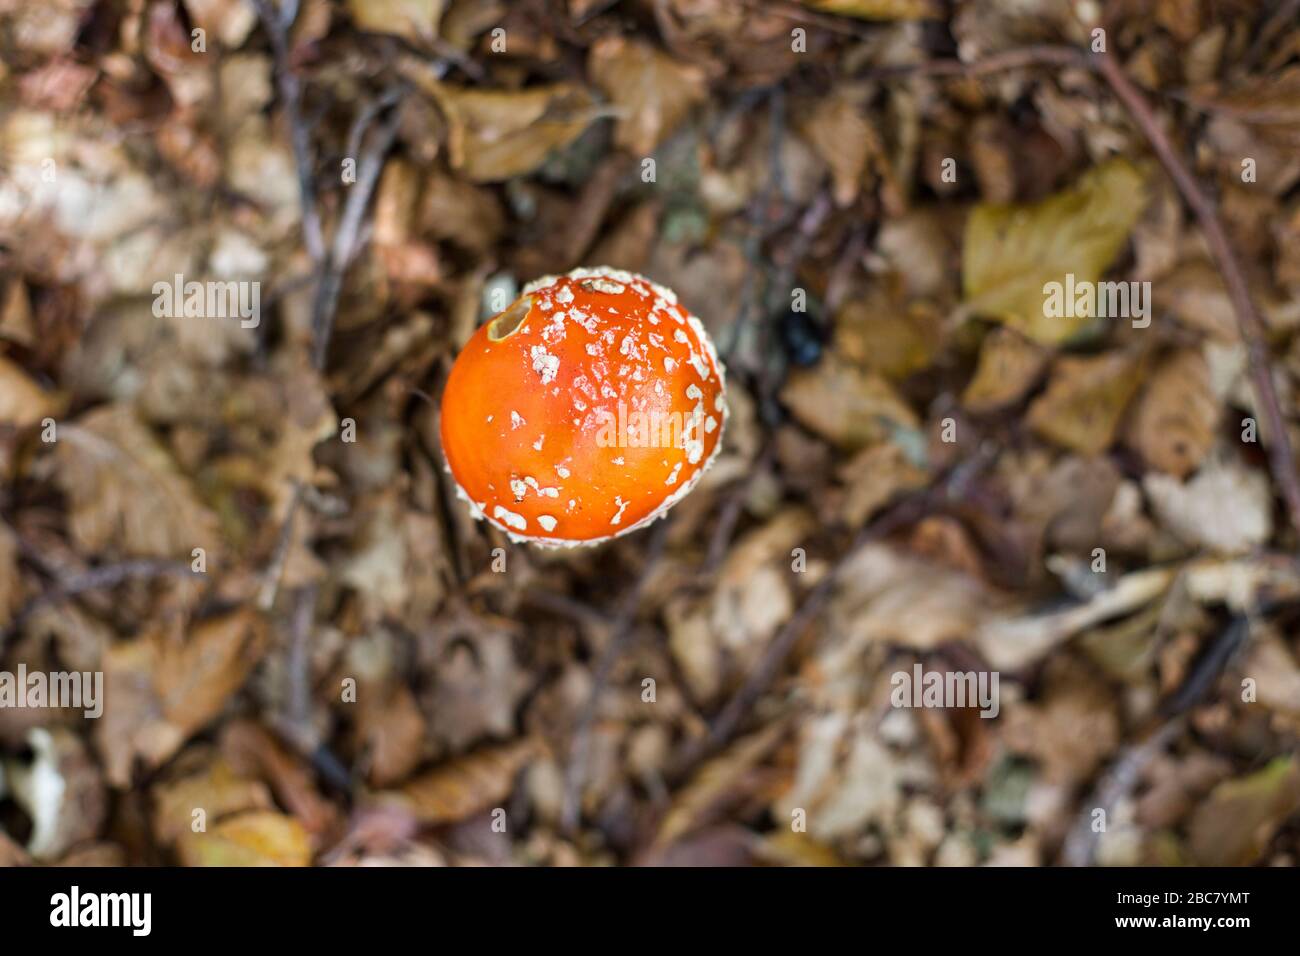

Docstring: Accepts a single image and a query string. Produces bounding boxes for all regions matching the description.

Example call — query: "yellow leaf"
[152,758,274,846]
[1026,350,1143,454]
[346,0,443,44]
[177,810,312,866]
[430,84,601,182]
[804,0,942,20]
[0,521,19,628]
[963,159,1149,344]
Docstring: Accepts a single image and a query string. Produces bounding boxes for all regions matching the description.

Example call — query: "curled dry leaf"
[588,36,708,156]
[1124,349,1219,478]
[1001,664,1120,788]
[220,721,339,836]
[775,713,904,843]
[1188,757,1300,866]
[962,326,1049,414]
[53,404,220,559]
[430,84,602,182]
[346,0,444,44]
[1143,458,1273,555]
[781,354,919,451]
[96,609,271,787]
[710,509,814,665]
[827,542,1008,658]
[0,352,57,426]
[654,721,788,849]
[151,756,275,846]
[803,0,943,20]
[177,810,313,867]
[0,520,21,628]
[798,89,873,206]
[836,441,929,527]
[387,739,539,825]
[1027,350,1144,455]
[963,159,1148,345]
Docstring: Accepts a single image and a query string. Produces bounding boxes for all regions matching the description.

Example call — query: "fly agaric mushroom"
[440,266,727,547]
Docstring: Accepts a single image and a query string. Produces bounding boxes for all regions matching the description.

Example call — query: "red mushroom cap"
[440,267,727,546]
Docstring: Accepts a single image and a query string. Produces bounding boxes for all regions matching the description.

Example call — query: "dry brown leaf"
[588,36,707,155]
[219,721,339,836]
[775,713,904,841]
[54,404,220,559]
[391,740,538,825]
[804,0,942,19]
[962,326,1049,413]
[963,159,1148,344]
[799,90,872,206]
[1002,664,1120,787]
[1027,351,1143,455]
[424,627,530,752]
[96,610,271,786]
[430,84,601,182]
[655,721,788,848]
[0,352,57,425]
[0,520,20,629]
[355,683,426,787]
[1242,636,1300,717]
[710,509,813,664]
[781,354,919,450]
[151,757,275,846]
[1144,458,1273,555]
[177,810,312,866]
[836,441,929,527]
[977,563,1174,670]
[183,0,257,47]
[1188,757,1300,866]
[837,296,941,381]
[346,0,443,43]
[1124,349,1219,477]
[827,543,1007,659]
[419,168,505,254]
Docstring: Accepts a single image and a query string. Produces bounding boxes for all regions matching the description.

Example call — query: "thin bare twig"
[310,102,403,368]
[258,482,303,612]
[253,0,325,263]
[703,439,776,574]
[3,559,200,648]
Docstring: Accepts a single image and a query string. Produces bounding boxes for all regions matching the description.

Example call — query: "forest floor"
[1,0,1299,866]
